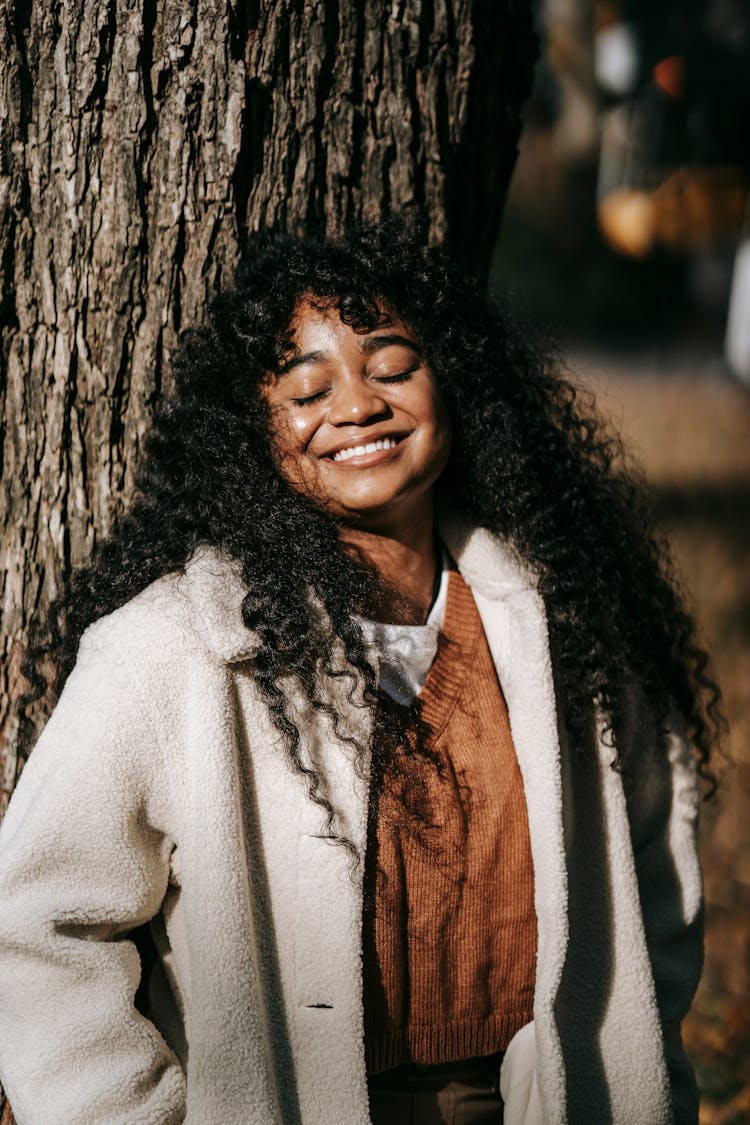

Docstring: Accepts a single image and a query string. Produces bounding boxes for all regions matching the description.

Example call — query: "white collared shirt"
[356,551,450,706]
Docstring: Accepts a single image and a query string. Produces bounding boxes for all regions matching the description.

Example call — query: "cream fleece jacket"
[0,512,703,1124]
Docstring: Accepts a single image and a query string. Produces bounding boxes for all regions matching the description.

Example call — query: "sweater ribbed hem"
[365,1009,532,1076]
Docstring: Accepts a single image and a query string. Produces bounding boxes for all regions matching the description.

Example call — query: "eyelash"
[292,391,328,407]
[291,369,415,407]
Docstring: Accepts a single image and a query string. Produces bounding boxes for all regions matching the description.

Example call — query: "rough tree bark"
[0,0,537,810]
[0,0,535,1114]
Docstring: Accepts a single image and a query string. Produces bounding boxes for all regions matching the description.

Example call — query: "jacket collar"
[181,545,257,664]
[436,503,538,600]
[182,506,539,665]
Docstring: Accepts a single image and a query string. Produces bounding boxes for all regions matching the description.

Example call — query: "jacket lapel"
[440,512,569,1122]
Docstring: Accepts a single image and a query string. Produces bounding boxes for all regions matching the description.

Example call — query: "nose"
[327,374,389,426]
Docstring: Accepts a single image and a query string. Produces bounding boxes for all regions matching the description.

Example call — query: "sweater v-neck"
[416,568,483,742]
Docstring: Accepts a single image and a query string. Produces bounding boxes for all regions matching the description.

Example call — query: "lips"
[322,433,408,462]
[330,436,401,462]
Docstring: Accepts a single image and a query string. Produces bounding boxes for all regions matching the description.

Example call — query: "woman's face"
[262,297,452,532]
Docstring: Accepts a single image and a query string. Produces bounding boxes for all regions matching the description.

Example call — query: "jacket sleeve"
[0,627,187,1125]
[622,707,704,1125]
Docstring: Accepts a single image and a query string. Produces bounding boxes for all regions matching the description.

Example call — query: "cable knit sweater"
[0,510,703,1125]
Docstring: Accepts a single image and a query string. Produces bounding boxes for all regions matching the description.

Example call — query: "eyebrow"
[279,333,421,375]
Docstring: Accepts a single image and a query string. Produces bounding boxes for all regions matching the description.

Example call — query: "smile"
[329,436,404,463]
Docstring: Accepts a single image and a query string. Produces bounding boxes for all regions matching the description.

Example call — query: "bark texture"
[0,0,535,1106]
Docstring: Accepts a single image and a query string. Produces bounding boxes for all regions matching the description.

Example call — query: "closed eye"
[291,388,330,407]
[374,368,416,385]
[291,369,414,406]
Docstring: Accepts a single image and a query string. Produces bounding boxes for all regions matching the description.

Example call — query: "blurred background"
[489,2,750,1120]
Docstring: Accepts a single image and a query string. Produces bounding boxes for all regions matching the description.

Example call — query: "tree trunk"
[0,0,535,1111]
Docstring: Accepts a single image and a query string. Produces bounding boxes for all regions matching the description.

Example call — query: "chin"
[338,495,424,529]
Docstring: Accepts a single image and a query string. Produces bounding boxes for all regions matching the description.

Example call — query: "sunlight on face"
[261,298,452,533]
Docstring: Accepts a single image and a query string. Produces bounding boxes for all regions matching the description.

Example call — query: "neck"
[340,503,438,625]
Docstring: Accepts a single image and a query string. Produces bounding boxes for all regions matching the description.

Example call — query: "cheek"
[427,391,453,458]
[268,410,324,495]
[287,412,318,447]
[269,409,313,463]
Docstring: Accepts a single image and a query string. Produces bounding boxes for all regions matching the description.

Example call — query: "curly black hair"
[19,217,721,852]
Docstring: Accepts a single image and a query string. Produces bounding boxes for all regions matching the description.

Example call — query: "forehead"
[270,298,421,382]
[286,296,413,346]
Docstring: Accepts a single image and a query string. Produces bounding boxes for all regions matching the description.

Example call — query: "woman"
[0,222,718,1124]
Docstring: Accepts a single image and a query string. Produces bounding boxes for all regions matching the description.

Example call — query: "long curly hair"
[19,219,721,851]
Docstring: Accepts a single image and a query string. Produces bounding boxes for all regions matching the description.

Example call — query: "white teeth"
[332,436,400,462]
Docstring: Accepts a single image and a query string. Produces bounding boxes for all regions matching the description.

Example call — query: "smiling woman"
[262,298,452,623]
[265,302,450,517]
[0,221,721,1125]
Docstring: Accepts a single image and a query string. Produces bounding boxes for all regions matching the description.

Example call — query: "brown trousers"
[367,1054,504,1125]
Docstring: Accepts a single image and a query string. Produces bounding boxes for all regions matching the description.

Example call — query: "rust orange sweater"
[363,569,537,1075]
